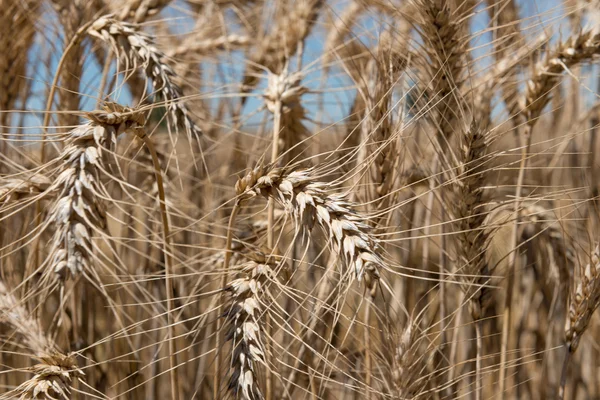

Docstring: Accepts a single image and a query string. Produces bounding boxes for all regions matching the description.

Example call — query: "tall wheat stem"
[364,296,372,400]
[499,127,532,394]
[135,128,180,400]
[265,98,282,400]
[213,202,240,400]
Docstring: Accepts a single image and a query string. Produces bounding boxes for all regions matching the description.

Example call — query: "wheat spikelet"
[235,165,382,293]
[45,102,146,281]
[0,281,52,355]
[88,17,202,143]
[114,0,172,22]
[0,175,52,207]
[10,353,85,400]
[393,315,433,398]
[453,121,493,318]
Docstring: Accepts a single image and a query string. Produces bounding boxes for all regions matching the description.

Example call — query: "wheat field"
[1,0,600,399]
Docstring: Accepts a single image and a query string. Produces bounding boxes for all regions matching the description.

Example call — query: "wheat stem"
[135,128,180,400]
[214,202,240,400]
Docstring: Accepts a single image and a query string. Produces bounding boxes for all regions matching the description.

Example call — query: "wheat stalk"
[0,281,84,400]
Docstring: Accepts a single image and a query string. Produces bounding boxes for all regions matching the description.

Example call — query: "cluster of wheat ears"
[2,0,600,399]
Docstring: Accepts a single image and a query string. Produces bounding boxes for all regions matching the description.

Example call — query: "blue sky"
[18,0,584,134]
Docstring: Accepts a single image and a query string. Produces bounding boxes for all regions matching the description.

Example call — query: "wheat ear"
[116,0,172,22]
[241,0,323,95]
[224,255,281,400]
[45,102,146,282]
[413,0,468,141]
[0,281,84,400]
[451,120,493,400]
[235,165,382,293]
[88,17,202,143]
[558,244,600,399]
